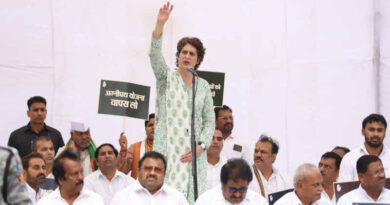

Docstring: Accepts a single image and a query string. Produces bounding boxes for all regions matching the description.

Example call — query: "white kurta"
[110,180,189,205]
[338,144,390,182]
[206,156,227,190]
[37,188,104,205]
[195,185,267,205]
[84,169,135,205]
[26,183,46,205]
[248,166,292,198]
[337,186,390,204]
[220,134,251,164]
[320,190,336,205]
[274,191,332,205]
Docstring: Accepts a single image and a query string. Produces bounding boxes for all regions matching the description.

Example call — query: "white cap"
[71,120,90,132]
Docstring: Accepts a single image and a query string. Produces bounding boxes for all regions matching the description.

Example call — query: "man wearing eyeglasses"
[214,105,251,163]
[196,158,267,205]
[206,128,227,190]
[337,155,390,204]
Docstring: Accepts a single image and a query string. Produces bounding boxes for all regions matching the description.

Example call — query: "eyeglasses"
[228,187,248,193]
[218,115,233,120]
[213,136,223,141]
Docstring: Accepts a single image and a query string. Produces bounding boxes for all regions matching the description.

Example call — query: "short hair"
[144,113,155,128]
[220,158,252,185]
[321,152,342,170]
[332,146,350,154]
[31,136,52,152]
[214,105,233,119]
[52,149,80,184]
[356,155,382,174]
[257,134,279,154]
[27,96,46,109]
[138,151,167,173]
[293,163,320,188]
[22,152,45,170]
[95,143,118,159]
[362,113,387,129]
[175,37,206,70]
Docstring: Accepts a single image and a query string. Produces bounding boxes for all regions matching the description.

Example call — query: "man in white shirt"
[196,158,267,205]
[22,152,47,204]
[249,134,292,198]
[206,128,227,190]
[337,155,390,204]
[318,152,341,204]
[31,136,57,191]
[339,113,390,182]
[37,149,104,205]
[84,143,134,205]
[215,105,251,163]
[275,163,330,205]
[57,120,98,177]
[110,151,188,205]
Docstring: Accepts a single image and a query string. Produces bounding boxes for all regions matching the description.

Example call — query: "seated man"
[275,163,330,205]
[8,96,64,158]
[206,128,227,190]
[84,143,134,205]
[31,136,57,191]
[110,151,188,205]
[22,153,47,204]
[37,149,104,205]
[57,120,97,177]
[337,155,390,204]
[249,134,291,198]
[196,158,267,205]
[117,113,155,178]
[318,152,341,204]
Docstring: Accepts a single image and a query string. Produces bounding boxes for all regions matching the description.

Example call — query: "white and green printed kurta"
[149,36,215,204]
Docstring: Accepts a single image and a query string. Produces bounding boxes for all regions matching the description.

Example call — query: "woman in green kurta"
[149,2,215,204]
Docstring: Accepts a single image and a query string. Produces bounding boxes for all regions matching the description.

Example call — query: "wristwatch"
[198,141,207,150]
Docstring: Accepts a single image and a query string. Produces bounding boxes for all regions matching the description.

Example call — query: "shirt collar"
[358,184,389,201]
[25,122,48,133]
[97,169,123,181]
[359,144,388,156]
[133,180,167,195]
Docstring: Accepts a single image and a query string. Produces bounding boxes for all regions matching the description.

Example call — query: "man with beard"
[206,128,227,190]
[31,136,57,191]
[57,120,97,177]
[196,158,267,205]
[22,153,47,204]
[275,164,330,205]
[117,113,155,179]
[318,152,341,204]
[339,113,390,182]
[37,149,104,205]
[337,155,390,204]
[84,144,134,205]
[110,151,188,205]
[249,134,291,198]
[215,105,251,163]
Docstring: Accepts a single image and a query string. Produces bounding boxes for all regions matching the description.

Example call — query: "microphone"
[186,66,198,76]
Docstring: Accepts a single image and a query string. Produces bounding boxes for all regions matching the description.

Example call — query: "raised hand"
[153,2,174,38]
[119,132,128,150]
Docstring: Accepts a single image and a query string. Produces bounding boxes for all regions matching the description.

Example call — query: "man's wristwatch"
[198,141,206,150]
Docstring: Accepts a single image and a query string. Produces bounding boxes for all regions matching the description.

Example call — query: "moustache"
[76,180,84,186]
[147,175,157,180]
[37,174,46,179]
[255,156,263,161]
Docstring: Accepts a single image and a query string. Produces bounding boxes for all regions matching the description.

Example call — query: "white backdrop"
[1,0,389,176]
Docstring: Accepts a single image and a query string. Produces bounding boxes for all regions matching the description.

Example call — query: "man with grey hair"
[249,134,292,198]
[275,163,330,205]
[56,120,97,177]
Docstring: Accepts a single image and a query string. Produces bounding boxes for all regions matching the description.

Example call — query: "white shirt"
[338,144,390,182]
[84,169,135,205]
[337,185,390,204]
[274,191,331,205]
[195,185,267,205]
[26,183,46,205]
[248,166,292,198]
[320,190,336,205]
[221,134,251,164]
[37,188,104,205]
[206,156,227,190]
[110,180,188,205]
